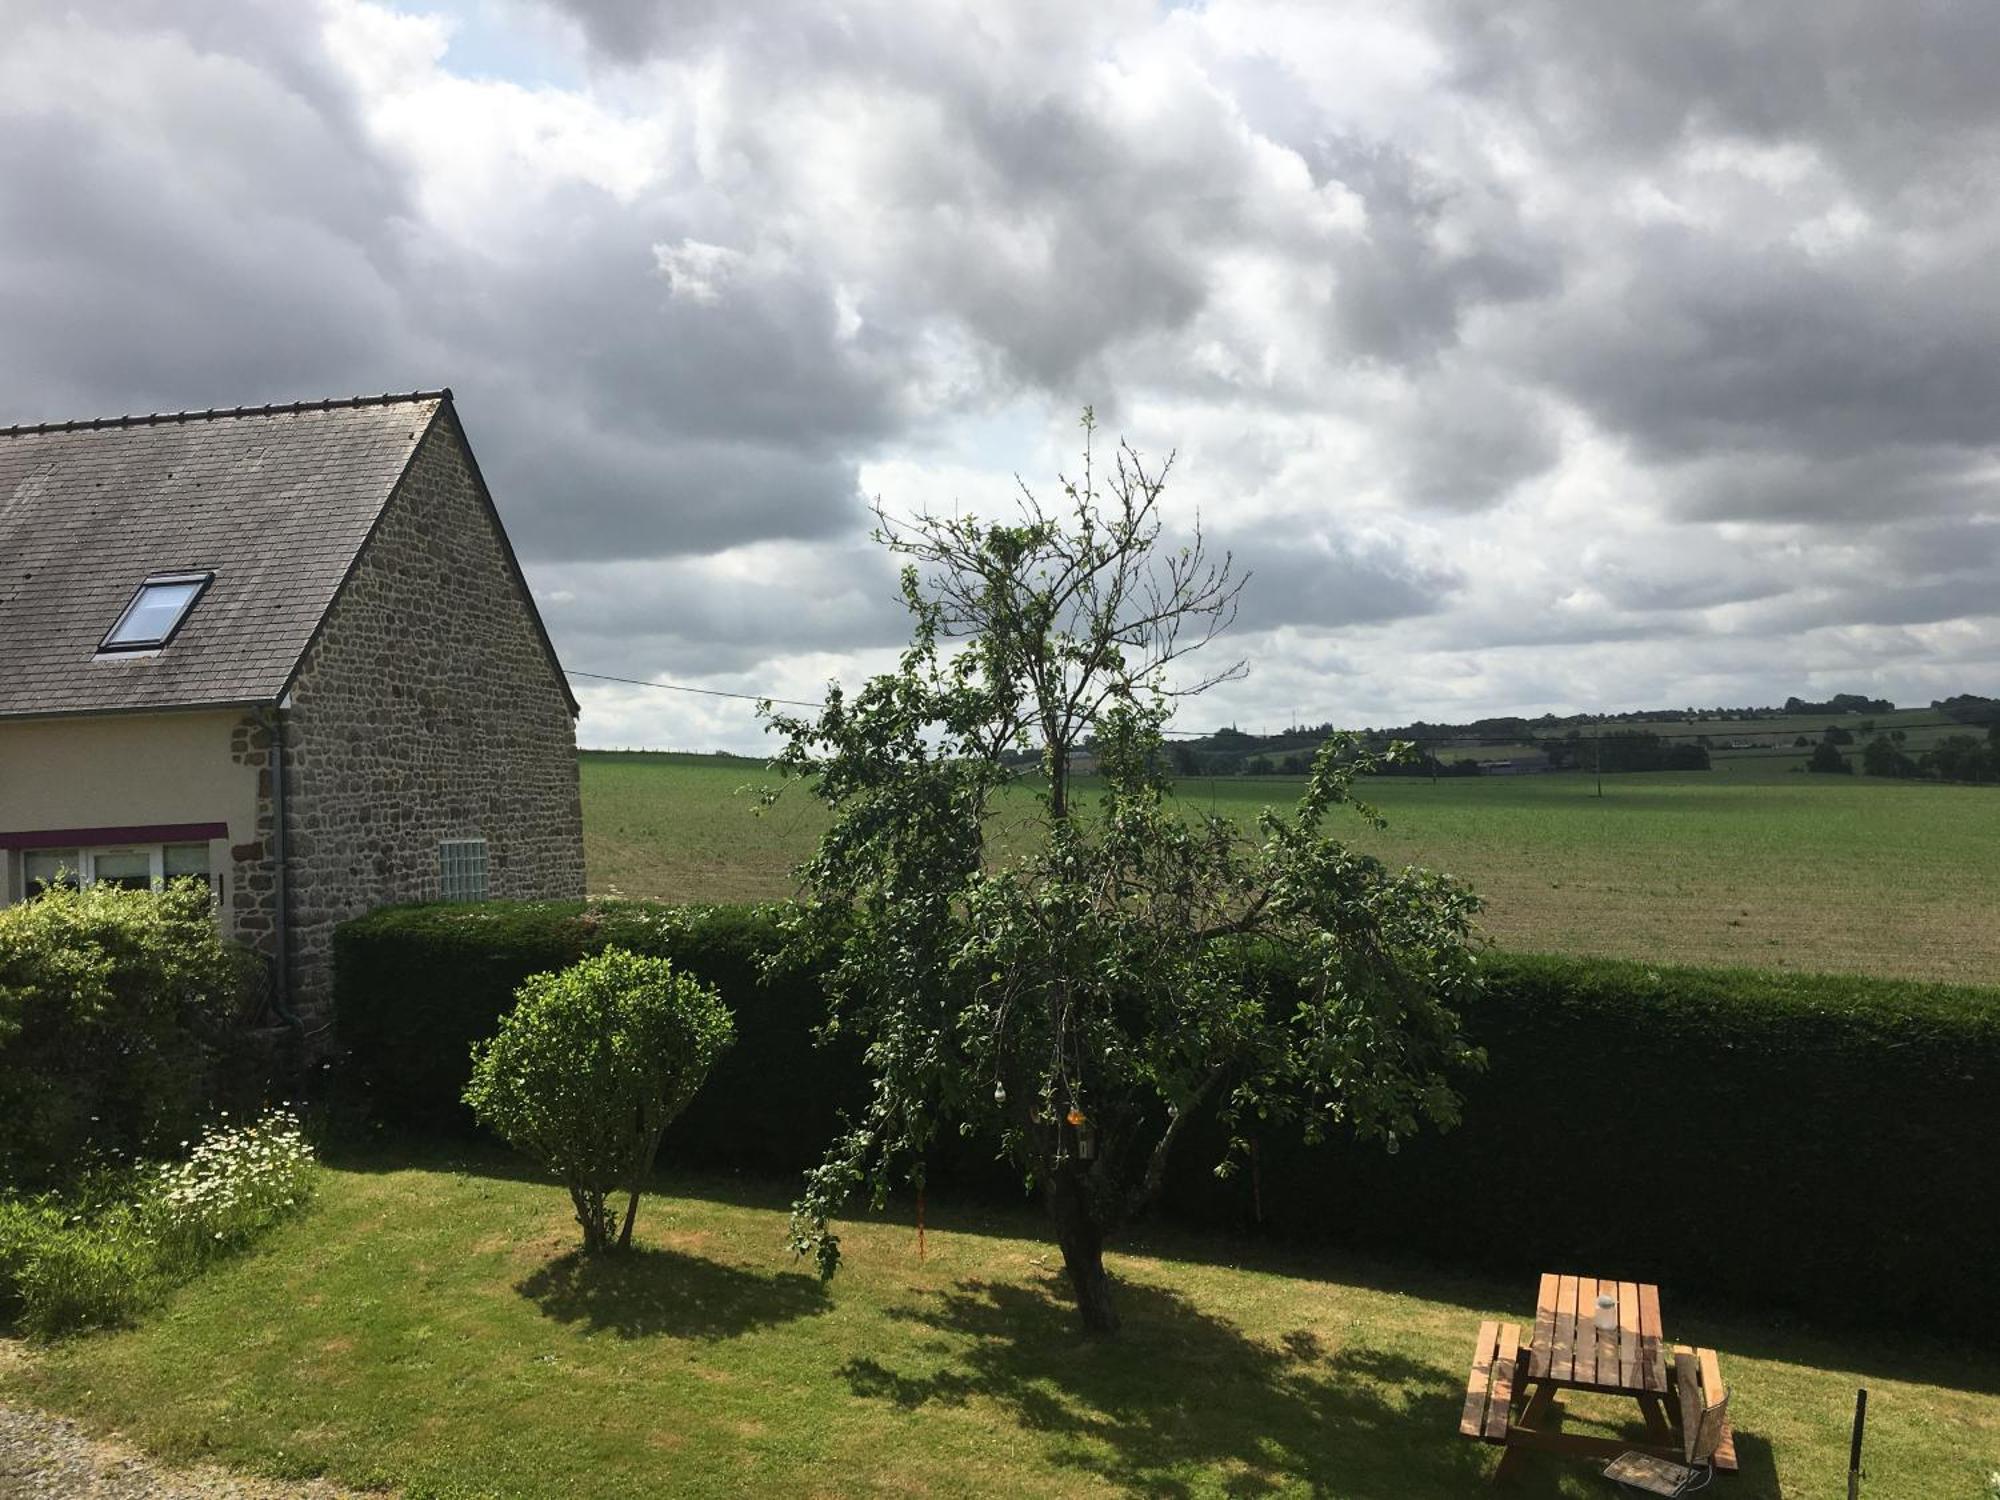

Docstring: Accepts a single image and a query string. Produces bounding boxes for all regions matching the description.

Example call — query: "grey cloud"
[1588,555,1790,615]
[1654,447,1999,526]
[1521,232,2000,477]
[1431,1,2000,206]
[1312,136,1558,366]
[0,44,412,422]
[1386,365,1562,511]
[538,1,1284,387]
[0,2,901,565]
[1226,534,1458,633]
[529,543,909,660]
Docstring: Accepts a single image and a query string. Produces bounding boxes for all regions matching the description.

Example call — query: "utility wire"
[566,669,1988,745]
[566,669,825,710]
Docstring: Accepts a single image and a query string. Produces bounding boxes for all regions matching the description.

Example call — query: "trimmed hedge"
[335,902,868,1179]
[336,900,2000,1336]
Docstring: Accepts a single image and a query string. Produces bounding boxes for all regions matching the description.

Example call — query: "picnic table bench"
[1459,1273,1736,1481]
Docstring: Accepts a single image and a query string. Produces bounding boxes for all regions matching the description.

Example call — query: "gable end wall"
[277,415,584,1016]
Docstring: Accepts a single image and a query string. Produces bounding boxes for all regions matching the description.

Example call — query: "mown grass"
[6,1154,1997,1498]
[581,753,2000,983]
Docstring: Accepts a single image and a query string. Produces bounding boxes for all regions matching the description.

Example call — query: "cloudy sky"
[5,1,1997,749]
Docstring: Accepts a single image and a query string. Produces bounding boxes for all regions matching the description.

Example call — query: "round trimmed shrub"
[463,947,734,1253]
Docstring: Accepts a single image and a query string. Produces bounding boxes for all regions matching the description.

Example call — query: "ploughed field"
[581,751,2000,984]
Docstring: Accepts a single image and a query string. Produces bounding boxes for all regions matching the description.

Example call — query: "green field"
[583,753,2000,984]
[9,1154,1996,1497]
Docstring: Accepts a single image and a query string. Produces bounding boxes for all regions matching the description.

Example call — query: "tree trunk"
[572,1183,607,1254]
[1045,1168,1119,1335]
[618,1119,665,1251]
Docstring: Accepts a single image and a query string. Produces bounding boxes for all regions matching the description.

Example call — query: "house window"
[440,839,489,901]
[23,849,78,896]
[100,571,212,652]
[87,847,155,891]
[162,842,213,888]
[17,843,213,898]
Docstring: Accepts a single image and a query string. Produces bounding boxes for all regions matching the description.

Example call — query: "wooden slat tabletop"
[1638,1282,1667,1392]
[1528,1272,1664,1394]
[1551,1274,1578,1381]
[1617,1280,1641,1388]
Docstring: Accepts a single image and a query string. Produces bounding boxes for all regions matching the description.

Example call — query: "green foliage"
[0,879,254,1188]
[6,1214,154,1338]
[0,1107,316,1337]
[1863,735,1919,778]
[761,412,1483,1331]
[1559,730,1711,773]
[1807,738,1853,774]
[464,949,735,1253]
[1178,949,2000,1335]
[336,902,859,1166]
[337,899,2000,1338]
[1921,733,2000,784]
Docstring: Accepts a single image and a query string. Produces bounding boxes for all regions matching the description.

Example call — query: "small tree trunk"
[618,1119,666,1251]
[572,1183,606,1254]
[1045,1168,1119,1335]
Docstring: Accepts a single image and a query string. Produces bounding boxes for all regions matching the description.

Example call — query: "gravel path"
[0,1343,378,1499]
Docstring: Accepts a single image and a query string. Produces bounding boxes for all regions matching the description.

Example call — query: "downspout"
[261,702,302,1030]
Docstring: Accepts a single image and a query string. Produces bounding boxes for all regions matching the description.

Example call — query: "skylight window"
[100,571,212,652]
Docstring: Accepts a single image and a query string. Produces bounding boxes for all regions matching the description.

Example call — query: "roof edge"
[1,389,452,439]
[0,699,276,724]
[431,402,584,718]
[273,397,582,718]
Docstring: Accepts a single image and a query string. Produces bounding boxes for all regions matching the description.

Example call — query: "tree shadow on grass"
[840,1275,1784,1499]
[843,1274,1483,1498]
[516,1246,828,1341]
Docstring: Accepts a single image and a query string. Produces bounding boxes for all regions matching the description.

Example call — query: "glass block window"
[440,839,489,901]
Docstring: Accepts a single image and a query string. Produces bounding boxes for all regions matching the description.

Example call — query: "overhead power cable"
[566,669,825,710]
[565,670,1989,745]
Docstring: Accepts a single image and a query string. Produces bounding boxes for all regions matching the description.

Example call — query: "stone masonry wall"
[275,411,584,1018]
[228,714,280,958]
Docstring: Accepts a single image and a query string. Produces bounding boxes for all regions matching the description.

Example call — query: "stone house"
[0,390,585,1022]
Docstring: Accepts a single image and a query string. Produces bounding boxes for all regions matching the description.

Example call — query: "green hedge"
[336,901,2000,1336]
[334,902,869,1179]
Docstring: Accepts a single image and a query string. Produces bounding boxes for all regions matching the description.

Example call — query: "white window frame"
[13,843,220,905]
[81,845,165,886]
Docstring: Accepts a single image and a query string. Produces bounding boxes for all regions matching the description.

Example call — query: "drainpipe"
[261,702,302,1030]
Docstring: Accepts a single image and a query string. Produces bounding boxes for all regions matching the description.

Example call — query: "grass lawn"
[582,752,2000,983]
[7,1155,1997,1498]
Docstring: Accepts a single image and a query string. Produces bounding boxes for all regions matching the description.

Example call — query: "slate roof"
[0,393,450,718]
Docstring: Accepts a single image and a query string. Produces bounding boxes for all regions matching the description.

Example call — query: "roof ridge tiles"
[0,389,451,438]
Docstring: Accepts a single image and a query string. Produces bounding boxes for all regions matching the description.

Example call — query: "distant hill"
[1157,692,1997,778]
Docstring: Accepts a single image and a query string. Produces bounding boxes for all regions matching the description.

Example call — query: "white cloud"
[2,0,1996,752]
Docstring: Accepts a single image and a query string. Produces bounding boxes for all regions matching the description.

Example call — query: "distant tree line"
[1934,694,2000,726]
[1544,731,1710,773]
[1839,724,2000,784]
[1784,693,1896,715]
[1139,692,1998,782]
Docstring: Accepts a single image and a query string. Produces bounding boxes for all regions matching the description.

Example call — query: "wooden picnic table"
[1461,1272,1737,1480]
